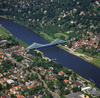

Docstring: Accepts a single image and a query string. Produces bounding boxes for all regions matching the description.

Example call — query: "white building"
[81,87,91,91]
[7,79,14,84]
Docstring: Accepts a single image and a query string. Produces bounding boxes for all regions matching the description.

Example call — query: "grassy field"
[75,49,100,67]
[90,58,100,68]
[39,31,54,42]
[57,45,69,51]
[79,56,86,60]
[54,33,69,40]
[75,49,93,57]
[0,26,29,47]
[14,37,29,47]
[0,26,10,37]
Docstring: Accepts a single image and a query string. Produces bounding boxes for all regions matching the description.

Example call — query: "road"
[33,71,60,98]
[6,54,25,67]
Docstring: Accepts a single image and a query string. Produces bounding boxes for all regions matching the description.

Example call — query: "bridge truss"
[26,38,71,50]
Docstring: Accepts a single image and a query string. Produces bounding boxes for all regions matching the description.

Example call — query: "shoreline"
[60,45,93,61]
[0,16,99,68]
[0,16,49,42]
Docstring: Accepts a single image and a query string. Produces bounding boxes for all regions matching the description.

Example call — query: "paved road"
[6,54,25,67]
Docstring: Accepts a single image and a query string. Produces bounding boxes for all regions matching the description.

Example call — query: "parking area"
[64,92,89,98]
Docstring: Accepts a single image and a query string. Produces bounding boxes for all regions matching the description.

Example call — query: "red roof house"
[58,71,64,75]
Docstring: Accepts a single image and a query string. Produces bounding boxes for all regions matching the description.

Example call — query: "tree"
[65,89,70,94]
[72,86,79,92]
[84,81,88,85]
[6,83,12,89]
[11,94,17,98]
[0,84,2,91]
[98,52,100,57]
[17,56,23,62]
[60,35,65,40]
[68,42,72,48]
[73,72,77,80]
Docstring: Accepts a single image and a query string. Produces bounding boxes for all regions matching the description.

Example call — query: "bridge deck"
[26,38,72,50]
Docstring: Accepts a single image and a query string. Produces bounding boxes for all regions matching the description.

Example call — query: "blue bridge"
[26,38,72,50]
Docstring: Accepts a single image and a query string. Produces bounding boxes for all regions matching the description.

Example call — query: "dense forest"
[0,0,100,39]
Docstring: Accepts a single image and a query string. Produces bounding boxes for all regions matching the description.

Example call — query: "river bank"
[58,45,93,61]
[0,25,29,47]
[0,15,99,68]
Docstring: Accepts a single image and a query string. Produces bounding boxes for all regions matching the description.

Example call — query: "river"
[0,18,100,89]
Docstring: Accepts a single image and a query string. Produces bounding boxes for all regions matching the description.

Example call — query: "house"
[45,74,50,79]
[55,89,60,93]
[37,82,42,86]
[93,43,98,48]
[0,55,2,60]
[1,95,6,98]
[39,66,45,71]
[64,74,68,77]
[0,80,7,86]
[65,45,68,48]
[15,85,21,90]
[87,88,100,96]
[48,67,53,70]
[40,71,45,75]
[25,82,30,86]
[64,79,68,83]
[44,10,47,14]
[21,87,26,92]
[79,11,85,15]
[0,73,3,77]
[54,85,59,88]
[10,87,16,92]
[33,66,38,70]
[7,79,14,84]
[0,40,7,47]
[5,90,9,94]
[28,83,36,89]
[44,90,50,96]
[95,1,100,5]
[10,87,16,94]
[65,85,71,90]
[72,80,83,87]
[81,87,91,91]
[8,92,11,96]
[73,8,77,13]
[71,84,77,88]
[1,55,7,60]
[38,95,43,98]
[16,94,23,98]
[33,79,37,83]
[11,74,17,79]
[20,75,24,79]
[58,71,64,75]
[34,95,38,98]
[46,80,50,83]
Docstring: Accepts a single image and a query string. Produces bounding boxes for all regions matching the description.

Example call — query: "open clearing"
[54,33,69,39]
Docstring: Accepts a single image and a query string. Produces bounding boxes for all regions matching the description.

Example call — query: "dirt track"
[65,47,93,61]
